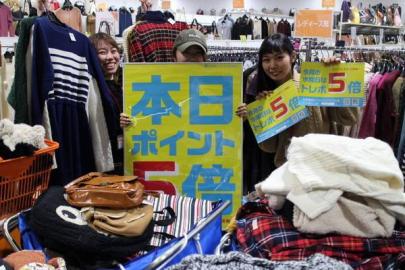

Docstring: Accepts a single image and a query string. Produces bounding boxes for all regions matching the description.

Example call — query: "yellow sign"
[299,62,365,107]
[162,0,171,10]
[233,0,244,9]
[124,63,243,225]
[246,80,309,143]
[322,0,336,8]
[295,9,333,38]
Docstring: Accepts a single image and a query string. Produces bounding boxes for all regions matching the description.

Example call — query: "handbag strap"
[98,20,111,36]
[153,206,176,226]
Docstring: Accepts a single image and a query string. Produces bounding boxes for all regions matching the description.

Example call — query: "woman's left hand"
[321,56,341,65]
[120,113,133,128]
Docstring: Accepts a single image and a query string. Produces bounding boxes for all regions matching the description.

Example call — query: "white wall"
[152,0,343,14]
[73,1,405,24]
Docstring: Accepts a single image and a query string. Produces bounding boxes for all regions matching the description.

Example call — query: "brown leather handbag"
[65,172,144,209]
[82,204,154,237]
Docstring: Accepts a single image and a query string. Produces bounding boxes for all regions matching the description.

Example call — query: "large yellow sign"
[299,62,365,107]
[123,63,243,224]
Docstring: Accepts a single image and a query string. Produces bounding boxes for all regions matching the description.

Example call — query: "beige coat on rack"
[54,6,82,32]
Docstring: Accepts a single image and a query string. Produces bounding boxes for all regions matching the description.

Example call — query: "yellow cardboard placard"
[124,63,243,225]
[247,80,309,143]
[299,62,365,107]
[295,9,333,38]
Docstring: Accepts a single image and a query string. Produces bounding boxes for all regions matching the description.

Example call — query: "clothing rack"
[299,44,405,61]
[207,46,258,53]
[227,10,294,21]
[302,45,405,54]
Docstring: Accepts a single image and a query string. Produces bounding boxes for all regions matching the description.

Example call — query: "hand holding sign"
[246,80,309,143]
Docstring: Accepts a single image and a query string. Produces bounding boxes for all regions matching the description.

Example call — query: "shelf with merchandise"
[340,22,404,35]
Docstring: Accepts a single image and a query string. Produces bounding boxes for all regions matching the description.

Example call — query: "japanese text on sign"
[247,80,310,143]
[322,0,336,8]
[299,62,365,107]
[124,63,243,222]
[295,10,333,38]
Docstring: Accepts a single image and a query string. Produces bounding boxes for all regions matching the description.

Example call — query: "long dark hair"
[256,33,294,92]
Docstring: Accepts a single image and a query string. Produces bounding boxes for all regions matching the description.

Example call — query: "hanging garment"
[341,0,351,22]
[117,7,132,37]
[54,7,82,32]
[127,11,188,62]
[7,16,37,124]
[231,16,254,40]
[375,70,401,145]
[260,18,268,38]
[0,4,14,36]
[30,16,116,185]
[253,19,262,40]
[358,73,383,138]
[217,16,233,40]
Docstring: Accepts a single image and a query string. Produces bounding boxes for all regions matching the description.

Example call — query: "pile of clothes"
[0,119,46,160]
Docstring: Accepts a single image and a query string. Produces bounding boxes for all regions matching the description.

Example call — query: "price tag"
[299,62,365,107]
[69,33,76,42]
[247,80,310,143]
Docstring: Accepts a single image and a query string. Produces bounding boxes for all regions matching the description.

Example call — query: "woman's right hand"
[120,113,133,128]
[235,103,248,120]
[256,90,272,100]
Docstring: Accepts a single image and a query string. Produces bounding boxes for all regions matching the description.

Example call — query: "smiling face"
[95,40,120,80]
[261,51,295,86]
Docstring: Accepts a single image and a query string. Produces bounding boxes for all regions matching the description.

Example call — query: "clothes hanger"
[44,2,65,26]
[62,0,73,10]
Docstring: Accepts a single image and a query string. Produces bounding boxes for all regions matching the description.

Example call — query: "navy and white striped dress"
[31,16,117,185]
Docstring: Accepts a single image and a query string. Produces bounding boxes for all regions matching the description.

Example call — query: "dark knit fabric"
[0,140,37,159]
[105,80,123,174]
[28,186,154,269]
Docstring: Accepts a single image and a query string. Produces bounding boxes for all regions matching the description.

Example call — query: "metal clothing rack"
[302,45,405,54]
[299,44,405,61]
[207,46,258,54]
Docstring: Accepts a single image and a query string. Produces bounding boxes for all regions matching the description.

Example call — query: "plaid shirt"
[128,21,188,62]
[236,202,405,270]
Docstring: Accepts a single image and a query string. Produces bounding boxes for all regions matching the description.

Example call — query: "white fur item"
[0,119,46,151]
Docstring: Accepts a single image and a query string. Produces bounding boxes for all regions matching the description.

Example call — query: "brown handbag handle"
[65,172,138,189]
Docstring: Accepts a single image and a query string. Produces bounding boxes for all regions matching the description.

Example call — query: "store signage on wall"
[299,62,366,107]
[124,63,243,225]
[162,0,171,10]
[322,0,336,8]
[246,80,310,143]
[295,10,333,38]
[233,0,244,9]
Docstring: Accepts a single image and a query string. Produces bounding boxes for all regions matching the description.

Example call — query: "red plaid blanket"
[236,201,405,270]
